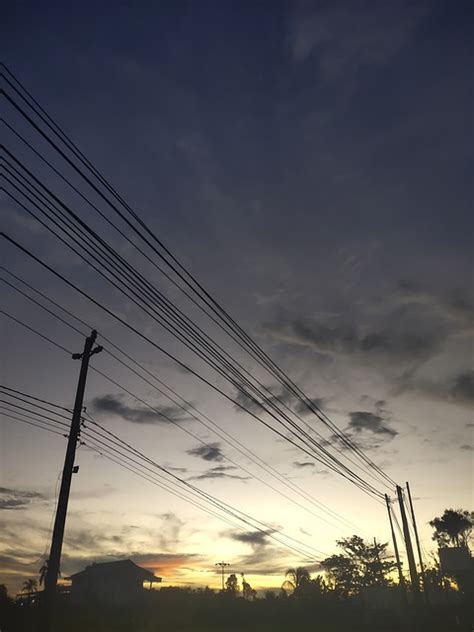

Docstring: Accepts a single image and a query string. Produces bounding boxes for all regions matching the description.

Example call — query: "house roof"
[69,559,161,582]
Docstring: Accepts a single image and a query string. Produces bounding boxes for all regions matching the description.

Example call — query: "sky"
[1,0,473,595]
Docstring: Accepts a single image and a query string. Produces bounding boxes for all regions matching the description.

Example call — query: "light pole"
[215,561,230,590]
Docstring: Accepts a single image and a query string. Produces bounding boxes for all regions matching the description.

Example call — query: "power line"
[1,272,369,536]
[0,380,368,548]
[0,266,369,535]
[0,409,68,437]
[1,68,397,491]
[0,162,388,498]
[0,234,385,502]
[2,396,327,561]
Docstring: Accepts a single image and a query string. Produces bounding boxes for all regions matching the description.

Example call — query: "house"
[69,559,161,603]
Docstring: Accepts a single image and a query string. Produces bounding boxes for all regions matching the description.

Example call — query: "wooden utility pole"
[215,561,230,590]
[44,331,102,617]
[396,485,419,600]
[406,481,428,599]
[385,494,407,605]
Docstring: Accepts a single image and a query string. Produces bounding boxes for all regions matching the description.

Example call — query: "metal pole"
[396,485,420,600]
[215,561,230,590]
[44,331,102,617]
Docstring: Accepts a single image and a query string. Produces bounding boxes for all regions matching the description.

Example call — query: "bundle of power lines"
[1,64,403,564]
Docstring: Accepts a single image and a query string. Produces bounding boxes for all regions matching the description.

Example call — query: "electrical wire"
[0,234,386,502]
[1,69,397,492]
[0,162,389,499]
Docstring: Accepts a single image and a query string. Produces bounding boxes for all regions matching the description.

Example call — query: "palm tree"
[39,560,48,587]
[285,567,311,592]
[21,579,38,594]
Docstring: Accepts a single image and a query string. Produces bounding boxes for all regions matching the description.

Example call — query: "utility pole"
[385,494,407,605]
[396,485,419,600]
[44,331,102,617]
[406,481,428,600]
[215,561,230,591]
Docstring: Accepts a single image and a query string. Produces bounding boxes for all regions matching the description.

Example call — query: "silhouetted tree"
[320,554,357,597]
[429,509,473,548]
[0,583,11,605]
[225,573,239,597]
[241,574,256,600]
[321,536,396,596]
[39,560,48,586]
[21,579,38,594]
[285,567,311,595]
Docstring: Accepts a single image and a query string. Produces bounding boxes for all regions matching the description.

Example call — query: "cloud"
[91,394,188,424]
[188,465,250,482]
[232,389,271,415]
[294,397,326,416]
[0,487,46,510]
[348,411,397,438]
[261,315,438,366]
[399,370,474,409]
[230,530,275,546]
[450,371,474,407]
[460,445,473,452]
[395,281,473,328]
[233,386,324,418]
[224,528,314,576]
[293,461,315,469]
[289,0,427,76]
[0,509,203,594]
[156,512,185,552]
[186,442,225,462]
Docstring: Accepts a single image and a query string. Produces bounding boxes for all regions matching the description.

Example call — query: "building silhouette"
[69,559,161,603]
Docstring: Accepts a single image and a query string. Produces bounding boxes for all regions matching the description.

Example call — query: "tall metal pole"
[406,481,428,598]
[385,494,407,605]
[396,485,420,600]
[44,331,102,611]
[215,561,230,590]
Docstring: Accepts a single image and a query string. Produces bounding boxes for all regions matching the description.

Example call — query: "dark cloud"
[233,386,326,421]
[186,442,224,462]
[460,445,473,452]
[91,394,188,424]
[396,280,474,324]
[64,529,127,552]
[294,397,326,416]
[0,487,46,510]
[348,411,398,438]
[450,371,474,406]
[165,465,188,474]
[233,385,299,415]
[398,370,474,409]
[226,529,315,576]
[188,465,250,482]
[293,461,315,469]
[230,530,274,546]
[261,316,438,366]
